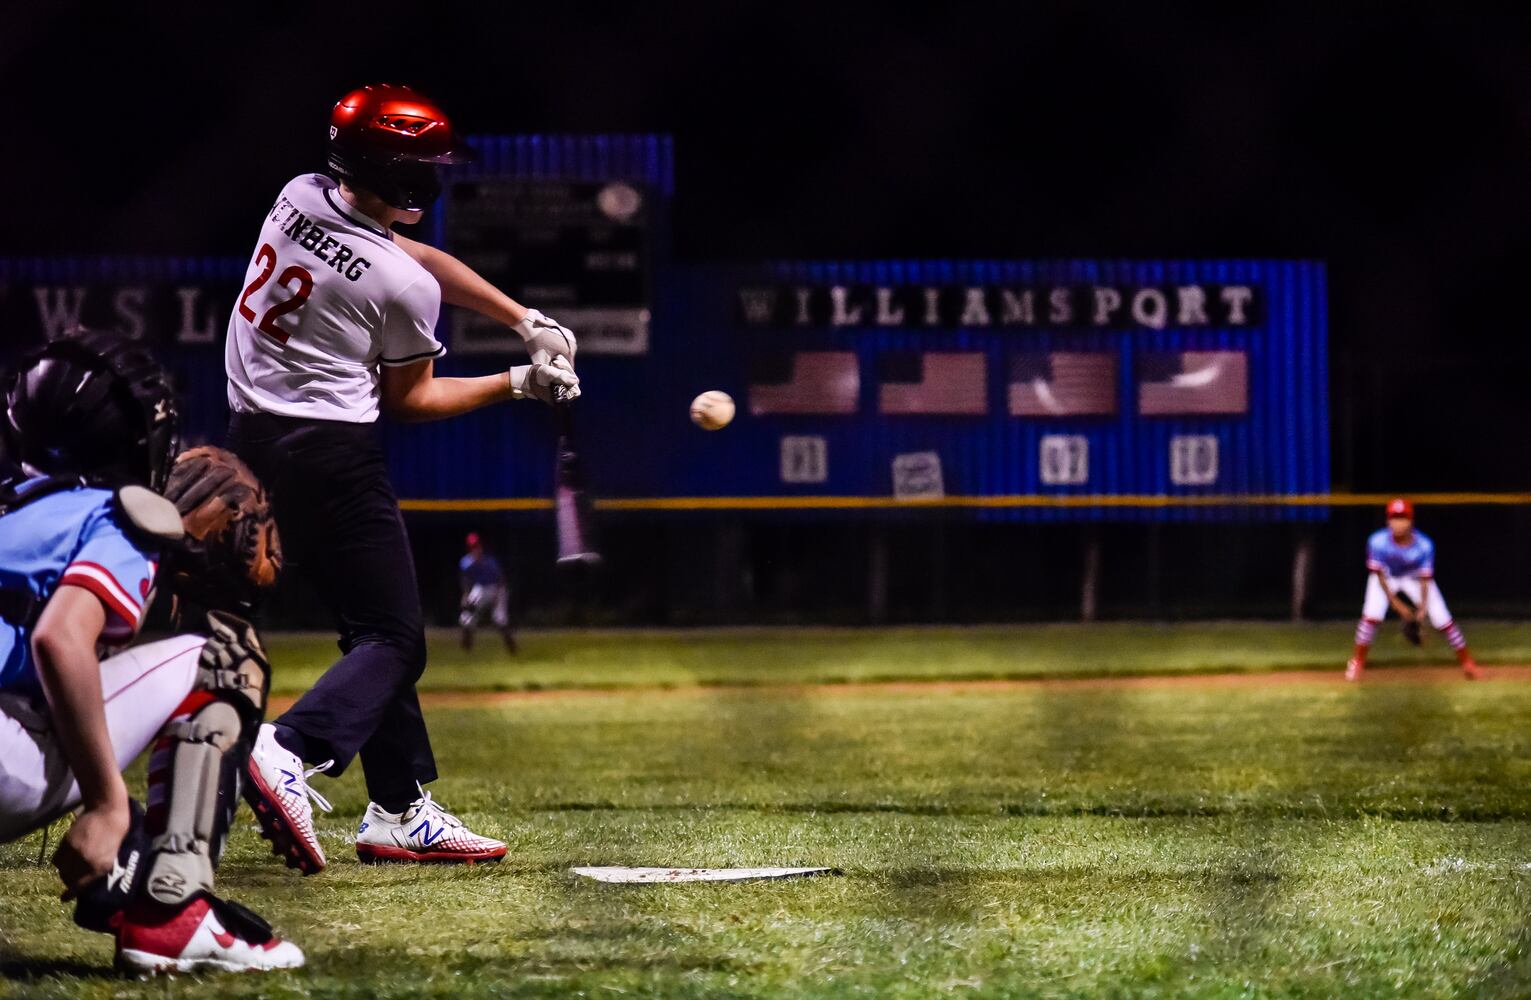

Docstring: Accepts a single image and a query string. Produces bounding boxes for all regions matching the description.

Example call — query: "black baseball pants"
[227,412,435,808]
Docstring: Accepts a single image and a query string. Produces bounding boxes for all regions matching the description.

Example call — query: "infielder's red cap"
[1386,497,1414,519]
[465,532,481,548]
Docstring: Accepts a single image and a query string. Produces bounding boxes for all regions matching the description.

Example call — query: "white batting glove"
[510,357,581,404]
[515,309,577,367]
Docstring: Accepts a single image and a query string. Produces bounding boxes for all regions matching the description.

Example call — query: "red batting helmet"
[327,84,475,212]
[465,532,481,549]
[1386,497,1414,520]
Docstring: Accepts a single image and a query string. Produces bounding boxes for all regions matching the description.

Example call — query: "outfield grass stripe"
[257,623,1531,697]
[516,801,1531,821]
[266,665,1531,714]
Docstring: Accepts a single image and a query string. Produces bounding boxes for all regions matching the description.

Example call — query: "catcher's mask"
[2,327,180,491]
[161,446,282,616]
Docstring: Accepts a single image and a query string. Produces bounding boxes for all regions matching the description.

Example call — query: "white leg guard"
[142,613,272,907]
[143,697,243,905]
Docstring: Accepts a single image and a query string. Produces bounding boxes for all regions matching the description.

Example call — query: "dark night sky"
[5,6,1531,487]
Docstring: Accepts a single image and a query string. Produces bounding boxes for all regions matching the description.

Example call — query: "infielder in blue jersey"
[0,330,302,973]
[1347,497,1479,681]
[458,532,516,653]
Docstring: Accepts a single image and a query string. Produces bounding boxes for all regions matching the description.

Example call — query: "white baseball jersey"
[225,173,445,423]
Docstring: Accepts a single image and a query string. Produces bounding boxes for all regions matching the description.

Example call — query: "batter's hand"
[510,357,581,405]
[515,309,577,367]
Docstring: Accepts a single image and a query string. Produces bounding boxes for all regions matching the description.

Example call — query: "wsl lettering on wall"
[3,285,230,345]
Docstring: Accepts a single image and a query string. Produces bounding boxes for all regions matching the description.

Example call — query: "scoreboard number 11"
[1039,435,1089,486]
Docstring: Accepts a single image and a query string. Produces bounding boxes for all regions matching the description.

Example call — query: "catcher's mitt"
[161,446,282,614]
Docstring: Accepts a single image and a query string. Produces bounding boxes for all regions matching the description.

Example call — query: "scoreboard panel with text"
[638,259,1328,521]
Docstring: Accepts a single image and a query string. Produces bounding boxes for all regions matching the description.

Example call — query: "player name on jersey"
[266,194,375,282]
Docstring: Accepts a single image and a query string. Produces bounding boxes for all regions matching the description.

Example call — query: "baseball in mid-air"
[690,390,735,430]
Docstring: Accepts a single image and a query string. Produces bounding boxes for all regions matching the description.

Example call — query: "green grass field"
[265,620,1531,693]
[4,625,1531,997]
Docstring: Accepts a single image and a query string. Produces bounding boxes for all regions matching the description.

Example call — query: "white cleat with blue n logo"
[355,784,507,865]
[244,723,332,875]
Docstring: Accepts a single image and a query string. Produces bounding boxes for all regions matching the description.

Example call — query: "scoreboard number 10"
[1170,435,1219,486]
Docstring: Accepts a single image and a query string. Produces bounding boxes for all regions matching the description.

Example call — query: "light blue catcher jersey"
[0,480,159,693]
[1366,528,1435,580]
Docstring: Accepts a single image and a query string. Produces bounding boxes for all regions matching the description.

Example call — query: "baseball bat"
[552,391,602,568]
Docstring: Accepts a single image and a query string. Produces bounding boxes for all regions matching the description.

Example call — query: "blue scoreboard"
[640,258,1329,521]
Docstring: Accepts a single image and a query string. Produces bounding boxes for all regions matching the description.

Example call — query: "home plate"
[571,866,842,884]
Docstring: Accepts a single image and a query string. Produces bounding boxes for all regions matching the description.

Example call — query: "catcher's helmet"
[326,83,475,211]
[2,328,180,492]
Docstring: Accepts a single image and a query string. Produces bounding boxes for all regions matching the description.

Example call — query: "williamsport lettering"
[267,196,372,281]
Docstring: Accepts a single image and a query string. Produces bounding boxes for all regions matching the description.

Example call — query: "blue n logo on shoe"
[409,819,445,846]
[358,822,369,835]
[280,769,301,792]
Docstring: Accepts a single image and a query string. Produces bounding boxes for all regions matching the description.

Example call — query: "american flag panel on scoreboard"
[1007,351,1118,417]
[748,350,860,415]
[877,352,989,415]
[1137,350,1249,415]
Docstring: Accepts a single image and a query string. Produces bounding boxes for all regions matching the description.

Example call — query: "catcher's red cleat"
[1344,658,1363,682]
[115,895,303,973]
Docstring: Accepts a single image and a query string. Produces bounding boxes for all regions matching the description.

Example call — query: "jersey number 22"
[238,243,313,345]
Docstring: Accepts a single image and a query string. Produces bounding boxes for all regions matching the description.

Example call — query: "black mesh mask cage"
[1,328,181,492]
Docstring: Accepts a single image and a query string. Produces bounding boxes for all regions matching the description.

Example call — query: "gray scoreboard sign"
[444,179,652,356]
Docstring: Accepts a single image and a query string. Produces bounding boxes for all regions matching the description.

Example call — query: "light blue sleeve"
[58,509,158,642]
[1365,532,1385,571]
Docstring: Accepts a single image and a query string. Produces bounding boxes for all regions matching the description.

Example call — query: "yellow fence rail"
[398,492,1531,513]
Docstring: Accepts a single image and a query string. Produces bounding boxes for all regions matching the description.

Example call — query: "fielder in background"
[0,331,300,973]
[225,83,578,869]
[1347,498,1480,682]
[459,532,516,654]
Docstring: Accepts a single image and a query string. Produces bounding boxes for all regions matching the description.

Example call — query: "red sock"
[1456,646,1475,666]
[1352,644,1370,667]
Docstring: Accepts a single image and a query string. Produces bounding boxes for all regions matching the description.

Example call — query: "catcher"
[1346,497,1480,682]
[0,330,299,973]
